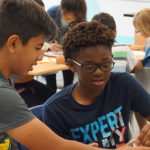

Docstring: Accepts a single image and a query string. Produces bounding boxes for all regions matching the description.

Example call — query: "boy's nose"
[94,67,104,75]
[38,51,44,61]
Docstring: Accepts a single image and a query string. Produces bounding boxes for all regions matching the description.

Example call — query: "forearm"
[62,139,113,150]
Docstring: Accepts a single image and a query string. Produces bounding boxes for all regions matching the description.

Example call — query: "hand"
[136,123,150,147]
[133,60,143,71]
[56,55,65,64]
[128,44,144,50]
[50,43,62,52]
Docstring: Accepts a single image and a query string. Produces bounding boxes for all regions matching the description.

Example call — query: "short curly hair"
[62,21,115,61]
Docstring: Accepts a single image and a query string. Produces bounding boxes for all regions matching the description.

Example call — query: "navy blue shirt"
[142,48,150,67]
[43,72,150,148]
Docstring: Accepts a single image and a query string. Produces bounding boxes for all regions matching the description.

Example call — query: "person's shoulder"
[0,84,24,108]
[44,83,76,107]
[0,79,15,96]
[0,76,25,106]
[110,72,135,82]
[47,5,60,14]
[0,84,34,133]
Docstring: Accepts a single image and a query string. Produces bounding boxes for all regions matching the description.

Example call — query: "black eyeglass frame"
[72,59,115,73]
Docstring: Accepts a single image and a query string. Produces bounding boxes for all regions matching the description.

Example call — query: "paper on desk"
[44,51,63,57]
[39,56,50,63]
[37,56,56,64]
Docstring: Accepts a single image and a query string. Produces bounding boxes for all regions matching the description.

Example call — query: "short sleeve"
[0,87,35,133]
[43,103,70,139]
[129,75,150,117]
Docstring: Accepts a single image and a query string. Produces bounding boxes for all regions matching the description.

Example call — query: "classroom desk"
[27,51,144,76]
[28,57,68,76]
[14,56,68,83]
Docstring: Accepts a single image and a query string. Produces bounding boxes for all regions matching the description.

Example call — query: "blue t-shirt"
[142,48,150,67]
[43,72,150,149]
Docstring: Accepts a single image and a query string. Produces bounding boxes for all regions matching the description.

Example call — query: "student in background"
[14,0,55,107]
[132,8,150,67]
[0,0,104,150]
[45,0,87,92]
[43,21,150,149]
[92,12,142,72]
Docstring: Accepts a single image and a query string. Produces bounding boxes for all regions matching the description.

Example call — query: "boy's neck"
[72,83,104,105]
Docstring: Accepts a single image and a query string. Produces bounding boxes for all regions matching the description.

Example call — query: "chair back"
[135,67,150,93]
[29,105,43,121]
[16,105,43,150]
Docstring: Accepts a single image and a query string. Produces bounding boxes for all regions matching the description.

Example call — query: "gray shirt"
[0,72,35,134]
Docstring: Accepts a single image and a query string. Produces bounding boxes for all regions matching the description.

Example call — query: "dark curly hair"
[34,0,45,7]
[62,21,115,61]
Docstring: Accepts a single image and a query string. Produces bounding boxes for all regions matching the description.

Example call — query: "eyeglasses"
[72,60,115,74]
[135,30,141,36]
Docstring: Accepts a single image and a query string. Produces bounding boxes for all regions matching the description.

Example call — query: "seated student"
[14,0,55,107]
[0,1,110,150]
[45,0,87,92]
[43,21,150,149]
[132,8,150,67]
[92,12,142,72]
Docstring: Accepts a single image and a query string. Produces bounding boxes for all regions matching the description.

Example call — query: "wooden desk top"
[28,57,68,76]
[27,50,144,76]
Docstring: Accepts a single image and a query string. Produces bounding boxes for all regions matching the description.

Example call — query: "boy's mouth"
[92,80,105,86]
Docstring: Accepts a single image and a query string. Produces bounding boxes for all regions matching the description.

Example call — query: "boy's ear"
[66,58,76,73]
[6,35,20,53]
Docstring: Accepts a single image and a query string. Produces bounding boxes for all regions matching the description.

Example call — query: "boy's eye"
[36,47,42,51]
[103,63,111,67]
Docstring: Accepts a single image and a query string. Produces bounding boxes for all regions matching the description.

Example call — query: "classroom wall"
[43,0,150,44]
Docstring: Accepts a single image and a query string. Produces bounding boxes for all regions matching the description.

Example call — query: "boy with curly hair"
[43,21,150,149]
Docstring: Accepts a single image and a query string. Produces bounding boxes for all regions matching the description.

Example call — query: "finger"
[144,140,150,147]
[55,43,62,49]
[51,46,60,52]
[137,124,150,145]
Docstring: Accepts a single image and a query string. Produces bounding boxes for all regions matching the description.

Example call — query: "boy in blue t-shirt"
[43,21,150,149]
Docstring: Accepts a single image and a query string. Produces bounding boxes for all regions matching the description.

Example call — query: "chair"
[135,67,150,93]
[29,105,43,121]
[16,105,43,150]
